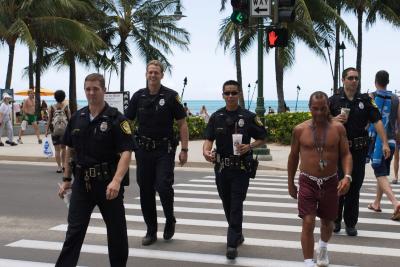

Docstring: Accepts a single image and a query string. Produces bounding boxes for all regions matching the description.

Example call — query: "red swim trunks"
[298,172,339,221]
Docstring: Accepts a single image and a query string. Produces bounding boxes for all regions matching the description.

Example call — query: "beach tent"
[15,88,54,96]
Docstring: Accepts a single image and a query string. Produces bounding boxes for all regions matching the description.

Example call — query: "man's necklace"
[310,121,328,171]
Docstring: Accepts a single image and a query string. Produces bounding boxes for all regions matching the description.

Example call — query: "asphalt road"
[0,162,400,267]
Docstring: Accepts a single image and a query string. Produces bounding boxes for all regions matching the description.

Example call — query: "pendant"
[319,159,327,171]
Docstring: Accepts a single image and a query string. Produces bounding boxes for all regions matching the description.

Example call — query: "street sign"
[250,0,272,17]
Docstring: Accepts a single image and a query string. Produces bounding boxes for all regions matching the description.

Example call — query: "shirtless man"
[288,91,352,267]
[18,89,42,144]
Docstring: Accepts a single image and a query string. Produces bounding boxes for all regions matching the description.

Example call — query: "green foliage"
[265,112,311,145]
[187,116,207,140]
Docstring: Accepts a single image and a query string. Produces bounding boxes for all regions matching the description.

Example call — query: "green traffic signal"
[231,10,248,25]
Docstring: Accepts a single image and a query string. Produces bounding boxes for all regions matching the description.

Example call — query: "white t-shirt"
[0,102,12,121]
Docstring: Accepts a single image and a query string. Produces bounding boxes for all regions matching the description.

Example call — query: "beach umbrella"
[15,88,55,96]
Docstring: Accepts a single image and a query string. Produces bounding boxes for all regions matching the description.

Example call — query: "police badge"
[100,121,108,132]
[359,102,364,109]
[238,118,245,127]
[159,99,165,106]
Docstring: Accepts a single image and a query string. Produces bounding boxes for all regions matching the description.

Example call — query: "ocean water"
[16,99,309,114]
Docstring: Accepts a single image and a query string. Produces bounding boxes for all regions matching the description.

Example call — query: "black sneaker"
[345,226,358,236]
[5,140,11,145]
[226,247,238,260]
[163,217,176,240]
[38,139,42,144]
[0,142,4,147]
[142,233,157,246]
[333,222,341,233]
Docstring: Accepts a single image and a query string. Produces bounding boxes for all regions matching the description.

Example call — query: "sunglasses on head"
[223,91,239,96]
[346,76,359,81]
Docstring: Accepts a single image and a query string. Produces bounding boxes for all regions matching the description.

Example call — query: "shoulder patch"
[175,95,182,104]
[254,116,263,126]
[120,120,132,135]
[370,98,378,108]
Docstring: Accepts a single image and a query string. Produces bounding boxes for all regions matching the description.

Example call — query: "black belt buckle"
[224,158,230,167]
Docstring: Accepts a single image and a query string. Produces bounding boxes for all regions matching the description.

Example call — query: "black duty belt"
[216,154,245,169]
[137,135,173,152]
[75,162,114,181]
[348,136,370,150]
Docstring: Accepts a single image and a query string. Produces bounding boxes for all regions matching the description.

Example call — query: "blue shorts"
[372,146,395,177]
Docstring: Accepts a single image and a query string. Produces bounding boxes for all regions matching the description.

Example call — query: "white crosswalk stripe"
[5,174,400,266]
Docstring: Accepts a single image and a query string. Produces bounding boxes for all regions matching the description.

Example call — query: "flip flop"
[392,179,398,184]
[367,203,382,212]
[391,211,400,221]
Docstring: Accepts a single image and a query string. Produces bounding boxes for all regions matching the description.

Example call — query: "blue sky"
[1,1,400,101]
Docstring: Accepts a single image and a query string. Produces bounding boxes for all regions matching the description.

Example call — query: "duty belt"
[76,162,114,181]
[300,171,337,189]
[137,135,173,152]
[216,154,245,171]
[348,136,369,150]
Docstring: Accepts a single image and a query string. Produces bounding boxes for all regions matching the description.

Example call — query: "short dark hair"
[375,70,389,87]
[222,80,240,91]
[54,90,66,103]
[308,91,329,107]
[85,73,105,89]
[342,67,358,79]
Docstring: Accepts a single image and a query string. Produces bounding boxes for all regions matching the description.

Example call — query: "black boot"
[163,217,176,240]
[142,232,157,246]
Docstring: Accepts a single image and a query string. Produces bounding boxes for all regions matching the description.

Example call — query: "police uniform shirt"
[63,103,135,166]
[204,106,266,156]
[329,91,381,139]
[126,85,186,139]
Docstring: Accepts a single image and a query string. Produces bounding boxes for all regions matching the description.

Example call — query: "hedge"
[133,112,311,144]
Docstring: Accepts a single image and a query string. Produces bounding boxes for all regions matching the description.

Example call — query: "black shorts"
[51,134,63,146]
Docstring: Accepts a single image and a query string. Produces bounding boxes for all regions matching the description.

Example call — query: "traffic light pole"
[254,17,272,161]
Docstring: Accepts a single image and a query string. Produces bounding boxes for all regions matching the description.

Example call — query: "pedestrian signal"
[266,28,288,48]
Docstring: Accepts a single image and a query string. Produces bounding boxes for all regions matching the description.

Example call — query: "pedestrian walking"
[17,89,42,144]
[45,90,71,173]
[288,91,352,267]
[203,80,266,260]
[56,73,135,267]
[0,93,17,146]
[329,67,391,236]
[125,59,189,246]
[366,70,400,220]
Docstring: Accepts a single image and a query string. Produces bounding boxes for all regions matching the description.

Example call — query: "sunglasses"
[346,76,359,81]
[223,91,239,96]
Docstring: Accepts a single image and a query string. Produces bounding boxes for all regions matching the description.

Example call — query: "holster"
[243,154,259,179]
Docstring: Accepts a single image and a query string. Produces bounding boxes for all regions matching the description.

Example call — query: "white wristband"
[345,174,352,183]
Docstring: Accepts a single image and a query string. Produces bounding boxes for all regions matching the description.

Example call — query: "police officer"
[203,80,267,260]
[56,73,135,267]
[329,67,390,236]
[125,60,189,246]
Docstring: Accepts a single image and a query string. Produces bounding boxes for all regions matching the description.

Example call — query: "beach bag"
[51,105,68,137]
[42,137,53,158]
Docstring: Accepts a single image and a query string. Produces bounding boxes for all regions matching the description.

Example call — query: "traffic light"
[277,0,296,23]
[266,28,288,48]
[230,0,249,25]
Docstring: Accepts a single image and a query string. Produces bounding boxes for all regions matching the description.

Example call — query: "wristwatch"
[345,174,352,183]
[181,148,189,152]
[62,177,72,182]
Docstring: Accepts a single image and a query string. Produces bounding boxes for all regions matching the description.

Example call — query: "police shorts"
[372,146,395,177]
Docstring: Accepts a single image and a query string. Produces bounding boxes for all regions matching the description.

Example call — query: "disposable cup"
[341,107,350,118]
[232,134,243,155]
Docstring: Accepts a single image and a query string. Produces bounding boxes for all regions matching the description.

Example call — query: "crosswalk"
[4,173,400,266]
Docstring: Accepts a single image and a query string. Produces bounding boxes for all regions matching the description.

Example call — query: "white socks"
[319,239,328,248]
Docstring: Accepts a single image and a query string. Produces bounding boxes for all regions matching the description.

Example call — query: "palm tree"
[344,0,400,85]
[11,0,106,114]
[104,0,190,92]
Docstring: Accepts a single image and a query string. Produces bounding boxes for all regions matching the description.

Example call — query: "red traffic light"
[266,28,288,48]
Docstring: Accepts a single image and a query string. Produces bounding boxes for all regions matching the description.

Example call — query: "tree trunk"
[35,43,43,118]
[234,27,245,108]
[29,49,34,88]
[333,4,340,92]
[69,52,77,114]
[120,51,125,92]
[5,41,16,90]
[275,48,285,113]
[356,8,363,91]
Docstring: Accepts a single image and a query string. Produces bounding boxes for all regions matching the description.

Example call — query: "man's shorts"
[51,134,63,146]
[372,145,395,177]
[298,172,339,221]
[21,114,37,131]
